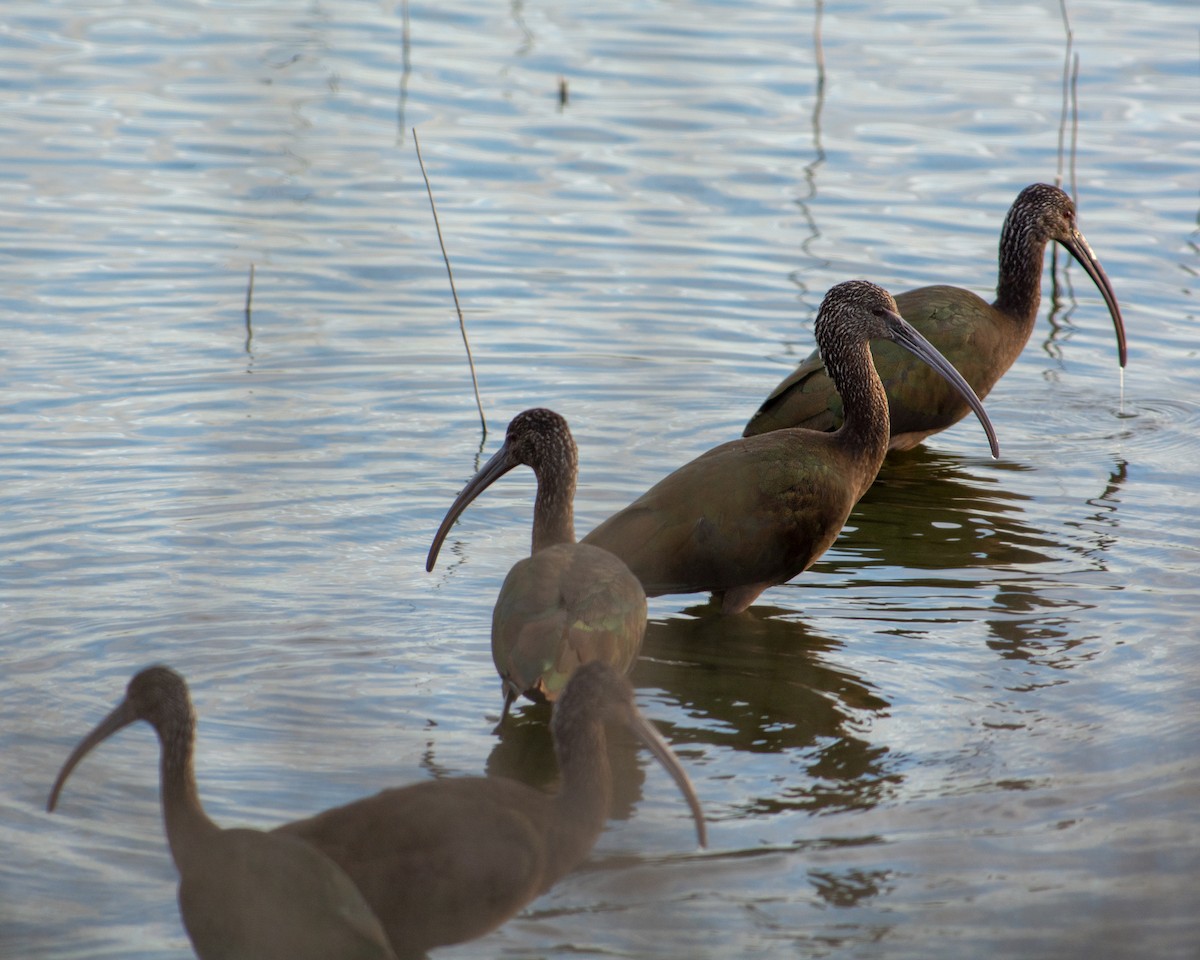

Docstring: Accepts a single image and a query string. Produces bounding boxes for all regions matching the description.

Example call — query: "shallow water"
[2,0,1197,958]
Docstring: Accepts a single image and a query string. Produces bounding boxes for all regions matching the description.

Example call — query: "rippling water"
[2,0,1197,957]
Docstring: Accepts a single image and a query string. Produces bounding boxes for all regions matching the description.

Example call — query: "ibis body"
[584,281,1000,614]
[47,667,397,960]
[428,408,647,718]
[275,661,706,959]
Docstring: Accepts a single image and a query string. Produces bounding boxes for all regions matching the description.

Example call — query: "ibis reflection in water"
[47,666,398,960]
[744,183,1126,448]
[427,408,647,720]
[584,280,1000,615]
[275,660,706,960]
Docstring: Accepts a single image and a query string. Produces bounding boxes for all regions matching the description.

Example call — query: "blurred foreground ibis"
[276,661,706,958]
[47,666,397,960]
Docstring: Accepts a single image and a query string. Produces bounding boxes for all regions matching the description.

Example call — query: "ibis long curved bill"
[427,440,519,572]
[880,307,1000,459]
[47,698,139,812]
[627,703,707,848]
[1060,229,1126,367]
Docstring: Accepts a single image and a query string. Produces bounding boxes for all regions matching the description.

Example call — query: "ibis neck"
[825,341,890,470]
[157,716,220,873]
[531,465,577,553]
[546,717,612,883]
[992,214,1050,328]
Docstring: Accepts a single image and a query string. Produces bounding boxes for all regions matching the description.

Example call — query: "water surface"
[2,1,1197,958]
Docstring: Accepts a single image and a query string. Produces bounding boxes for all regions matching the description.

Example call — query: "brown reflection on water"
[482,606,897,823]
[636,607,899,817]
[809,865,895,909]
[484,699,650,822]
[983,582,1097,673]
[839,450,1128,676]
[829,448,1127,582]
[1063,457,1126,568]
[833,446,1052,572]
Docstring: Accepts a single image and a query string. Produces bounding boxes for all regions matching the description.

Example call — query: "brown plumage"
[584,281,1000,614]
[275,661,706,959]
[47,666,397,960]
[428,408,646,719]
[744,184,1125,448]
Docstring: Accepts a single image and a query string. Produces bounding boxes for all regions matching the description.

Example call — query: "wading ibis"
[275,660,706,959]
[583,280,1000,614]
[743,184,1125,448]
[47,666,397,960]
[427,408,647,720]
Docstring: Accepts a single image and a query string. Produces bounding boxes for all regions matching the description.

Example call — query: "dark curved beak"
[885,309,1001,459]
[47,698,139,812]
[426,441,519,572]
[627,708,708,849]
[1061,229,1126,368]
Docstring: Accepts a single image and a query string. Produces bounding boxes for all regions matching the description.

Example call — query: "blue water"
[2,0,1197,958]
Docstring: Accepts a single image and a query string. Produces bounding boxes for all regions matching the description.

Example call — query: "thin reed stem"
[414,128,487,437]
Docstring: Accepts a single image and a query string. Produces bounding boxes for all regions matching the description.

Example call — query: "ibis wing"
[584,434,857,598]
[493,545,646,700]
[743,350,842,437]
[179,829,396,960]
[743,285,1003,444]
[277,779,554,957]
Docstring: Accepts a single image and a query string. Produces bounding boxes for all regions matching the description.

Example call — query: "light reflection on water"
[2,0,1198,958]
